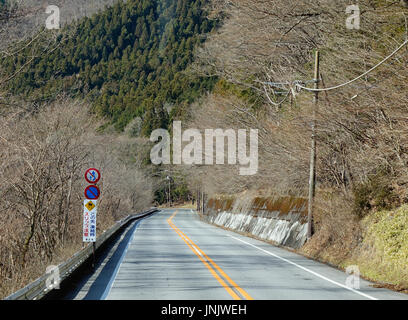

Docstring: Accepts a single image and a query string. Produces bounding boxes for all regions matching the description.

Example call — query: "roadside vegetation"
[1,0,408,297]
[182,0,408,290]
[0,99,154,298]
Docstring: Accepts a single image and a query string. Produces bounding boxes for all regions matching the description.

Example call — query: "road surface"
[65,208,408,300]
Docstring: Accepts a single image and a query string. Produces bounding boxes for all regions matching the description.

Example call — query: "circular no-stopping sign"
[85,168,101,184]
[84,185,100,200]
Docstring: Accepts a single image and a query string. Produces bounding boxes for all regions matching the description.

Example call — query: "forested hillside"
[1,0,217,132]
[0,0,219,298]
[2,0,408,298]
[0,0,119,48]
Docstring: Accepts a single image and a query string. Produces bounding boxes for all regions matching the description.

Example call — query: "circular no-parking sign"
[85,168,101,184]
[84,185,100,200]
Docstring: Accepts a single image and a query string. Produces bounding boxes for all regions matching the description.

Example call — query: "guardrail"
[4,208,158,300]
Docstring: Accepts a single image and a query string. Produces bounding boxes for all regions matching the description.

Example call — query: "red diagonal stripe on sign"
[89,187,97,198]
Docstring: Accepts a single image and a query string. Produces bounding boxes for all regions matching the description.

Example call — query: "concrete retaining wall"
[203,195,309,249]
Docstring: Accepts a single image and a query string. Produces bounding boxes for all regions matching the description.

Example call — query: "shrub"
[352,169,399,218]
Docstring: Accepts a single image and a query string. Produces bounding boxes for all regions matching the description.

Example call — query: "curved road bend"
[65,209,408,300]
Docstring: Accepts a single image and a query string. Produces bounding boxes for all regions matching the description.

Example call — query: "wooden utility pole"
[168,177,171,207]
[197,188,201,212]
[202,192,206,214]
[307,50,320,240]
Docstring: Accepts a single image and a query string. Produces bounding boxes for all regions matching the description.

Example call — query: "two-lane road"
[66,209,408,300]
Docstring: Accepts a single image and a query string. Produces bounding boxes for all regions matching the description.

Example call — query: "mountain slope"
[2,0,217,132]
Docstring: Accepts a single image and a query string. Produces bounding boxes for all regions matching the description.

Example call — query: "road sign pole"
[92,243,96,269]
[83,168,101,271]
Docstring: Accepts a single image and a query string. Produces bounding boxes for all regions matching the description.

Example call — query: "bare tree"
[193,0,408,197]
[0,99,154,298]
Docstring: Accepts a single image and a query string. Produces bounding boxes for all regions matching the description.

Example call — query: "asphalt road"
[65,208,408,300]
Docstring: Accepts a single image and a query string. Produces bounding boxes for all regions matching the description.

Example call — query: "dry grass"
[344,205,408,289]
[301,191,408,290]
[175,202,196,209]
[301,190,361,264]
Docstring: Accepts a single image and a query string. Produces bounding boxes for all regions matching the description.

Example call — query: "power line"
[261,38,408,108]
[295,39,408,92]
[263,84,291,107]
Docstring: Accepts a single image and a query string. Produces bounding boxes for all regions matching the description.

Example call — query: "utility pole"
[201,190,204,213]
[307,50,320,240]
[202,192,206,214]
[168,177,171,207]
[197,187,201,212]
[166,176,171,207]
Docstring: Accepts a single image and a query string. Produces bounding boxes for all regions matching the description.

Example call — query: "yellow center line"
[167,210,253,300]
[168,219,241,300]
[173,221,254,301]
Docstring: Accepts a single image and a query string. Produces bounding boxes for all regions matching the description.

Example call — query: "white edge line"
[228,235,378,300]
[101,219,143,300]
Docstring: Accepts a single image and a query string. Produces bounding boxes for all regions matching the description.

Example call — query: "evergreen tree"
[1,0,218,134]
